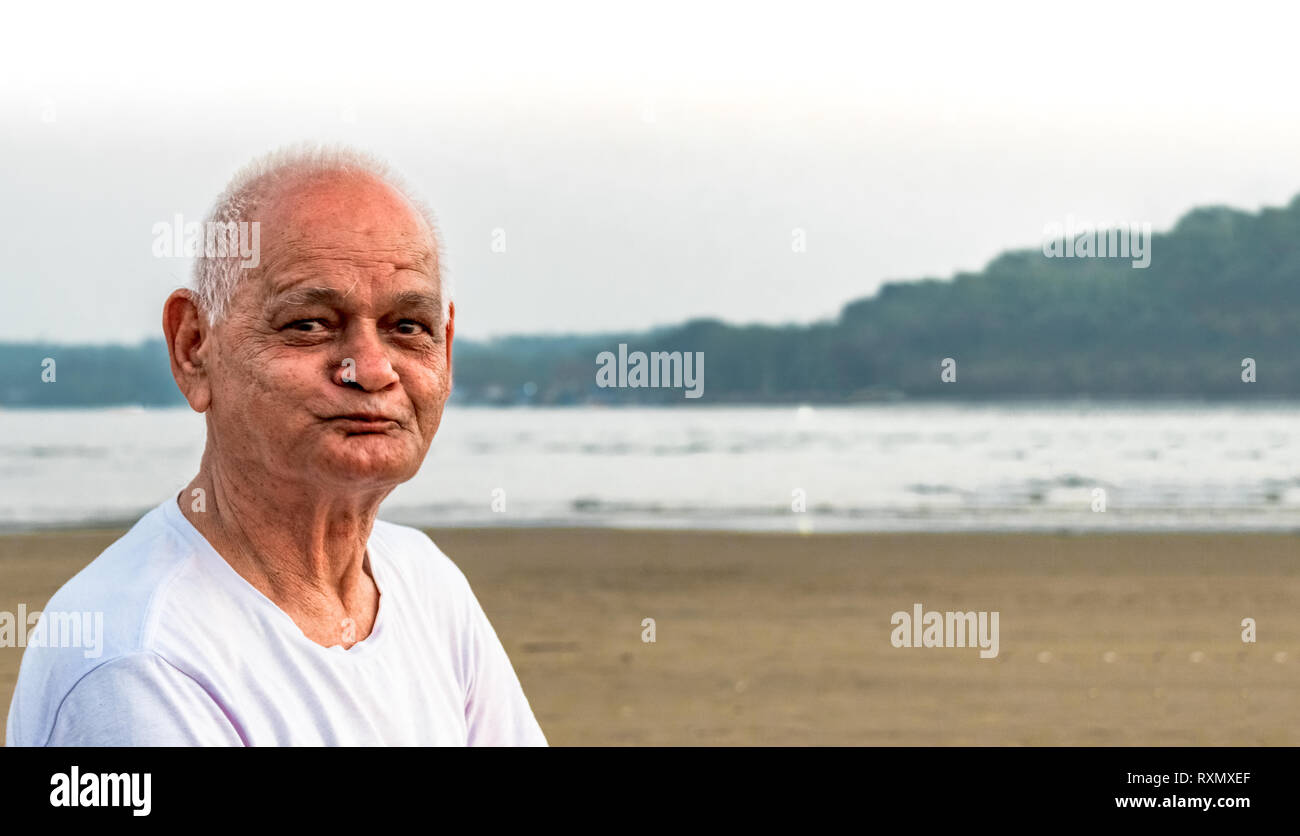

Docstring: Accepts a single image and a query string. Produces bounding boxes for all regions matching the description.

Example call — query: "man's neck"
[177,463,385,649]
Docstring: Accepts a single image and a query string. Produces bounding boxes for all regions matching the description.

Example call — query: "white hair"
[191,143,450,325]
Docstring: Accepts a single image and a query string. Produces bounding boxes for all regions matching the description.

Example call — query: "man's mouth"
[328,414,401,433]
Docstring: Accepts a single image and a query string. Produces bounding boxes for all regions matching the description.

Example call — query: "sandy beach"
[3,526,1298,745]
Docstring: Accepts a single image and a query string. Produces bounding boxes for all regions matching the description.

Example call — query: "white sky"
[3,0,1300,342]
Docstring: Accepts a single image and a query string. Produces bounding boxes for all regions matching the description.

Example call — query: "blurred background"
[3,0,1299,744]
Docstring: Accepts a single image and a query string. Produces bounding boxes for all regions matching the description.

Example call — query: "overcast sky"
[3,0,1300,343]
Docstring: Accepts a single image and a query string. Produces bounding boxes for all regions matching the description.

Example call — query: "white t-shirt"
[5,495,547,746]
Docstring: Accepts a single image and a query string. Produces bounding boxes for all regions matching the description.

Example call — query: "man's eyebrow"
[265,286,345,311]
[388,290,442,314]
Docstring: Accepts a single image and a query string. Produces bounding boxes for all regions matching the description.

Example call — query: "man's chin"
[309,439,421,488]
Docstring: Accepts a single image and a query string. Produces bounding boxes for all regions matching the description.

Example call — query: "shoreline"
[6,518,1300,536]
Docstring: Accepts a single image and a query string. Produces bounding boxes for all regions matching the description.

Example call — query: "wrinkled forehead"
[256,171,439,282]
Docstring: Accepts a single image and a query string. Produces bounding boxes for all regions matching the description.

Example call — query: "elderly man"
[6,146,547,746]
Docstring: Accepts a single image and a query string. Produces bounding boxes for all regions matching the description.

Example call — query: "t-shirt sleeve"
[43,652,243,746]
[461,586,548,747]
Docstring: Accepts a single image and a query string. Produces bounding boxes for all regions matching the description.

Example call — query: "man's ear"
[444,301,455,389]
[162,289,213,412]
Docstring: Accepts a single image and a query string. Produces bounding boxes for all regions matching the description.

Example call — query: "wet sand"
[3,527,1298,745]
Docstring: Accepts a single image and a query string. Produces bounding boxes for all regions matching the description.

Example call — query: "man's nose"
[334,324,400,391]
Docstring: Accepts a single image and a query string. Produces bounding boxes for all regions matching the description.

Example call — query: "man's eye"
[286,319,327,332]
[396,320,429,335]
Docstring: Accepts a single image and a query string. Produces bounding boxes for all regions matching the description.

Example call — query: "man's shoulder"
[45,503,205,648]
[6,500,213,745]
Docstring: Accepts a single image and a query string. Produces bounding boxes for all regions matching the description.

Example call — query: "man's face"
[200,173,452,494]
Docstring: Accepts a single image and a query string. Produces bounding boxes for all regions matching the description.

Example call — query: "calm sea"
[2,403,1299,532]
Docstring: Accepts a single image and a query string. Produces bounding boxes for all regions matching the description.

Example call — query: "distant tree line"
[5,195,1300,407]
